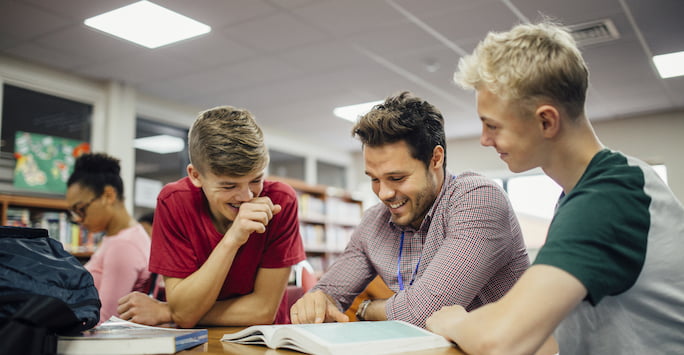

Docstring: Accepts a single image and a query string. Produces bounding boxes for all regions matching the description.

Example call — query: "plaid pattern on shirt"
[313,171,529,328]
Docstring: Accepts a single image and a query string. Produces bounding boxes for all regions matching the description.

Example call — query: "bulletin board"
[13,131,90,194]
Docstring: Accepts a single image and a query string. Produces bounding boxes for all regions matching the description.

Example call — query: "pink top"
[85,224,151,324]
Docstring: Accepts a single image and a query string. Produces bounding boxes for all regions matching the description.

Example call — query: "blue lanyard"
[397,231,422,291]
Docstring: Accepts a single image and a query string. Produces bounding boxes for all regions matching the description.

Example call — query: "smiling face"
[364,140,443,229]
[188,165,265,230]
[477,88,546,173]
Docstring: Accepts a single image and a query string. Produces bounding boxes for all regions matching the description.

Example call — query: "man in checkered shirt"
[290,91,529,328]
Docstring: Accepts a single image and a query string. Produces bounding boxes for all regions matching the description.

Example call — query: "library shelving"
[268,176,362,276]
[0,193,98,259]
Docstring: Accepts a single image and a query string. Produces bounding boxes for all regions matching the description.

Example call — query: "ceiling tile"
[0,0,71,41]
[223,12,329,52]
[291,0,407,37]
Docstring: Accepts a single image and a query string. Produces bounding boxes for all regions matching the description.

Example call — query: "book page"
[223,321,451,355]
[221,324,287,346]
[293,321,437,344]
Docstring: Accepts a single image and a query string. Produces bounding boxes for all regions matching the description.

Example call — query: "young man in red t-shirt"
[117,106,305,327]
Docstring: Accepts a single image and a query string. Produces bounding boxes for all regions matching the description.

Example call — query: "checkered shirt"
[313,171,529,328]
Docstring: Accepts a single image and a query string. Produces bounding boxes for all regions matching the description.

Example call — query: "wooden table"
[178,326,466,355]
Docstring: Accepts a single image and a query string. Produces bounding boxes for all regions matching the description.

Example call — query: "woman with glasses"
[65,153,152,325]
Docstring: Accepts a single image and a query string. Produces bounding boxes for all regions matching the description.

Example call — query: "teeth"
[389,200,407,209]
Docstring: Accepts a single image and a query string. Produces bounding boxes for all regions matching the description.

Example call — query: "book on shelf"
[5,206,30,226]
[220,320,452,355]
[57,316,208,355]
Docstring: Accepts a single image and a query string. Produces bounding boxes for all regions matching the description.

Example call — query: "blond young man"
[426,22,684,354]
[118,106,305,328]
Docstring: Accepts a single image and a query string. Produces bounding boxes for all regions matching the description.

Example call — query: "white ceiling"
[1,0,683,153]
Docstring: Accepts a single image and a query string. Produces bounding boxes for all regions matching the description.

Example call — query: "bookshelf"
[0,193,97,259]
[268,176,362,276]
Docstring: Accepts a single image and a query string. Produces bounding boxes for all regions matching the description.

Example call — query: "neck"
[106,206,137,236]
[542,117,603,194]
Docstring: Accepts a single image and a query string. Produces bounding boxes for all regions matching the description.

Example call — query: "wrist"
[355,299,372,321]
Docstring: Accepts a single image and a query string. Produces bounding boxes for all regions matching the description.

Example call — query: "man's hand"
[225,197,282,246]
[425,304,467,341]
[290,290,349,324]
[117,291,172,326]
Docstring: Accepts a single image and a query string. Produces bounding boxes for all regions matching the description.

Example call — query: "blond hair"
[188,106,268,176]
[455,21,589,119]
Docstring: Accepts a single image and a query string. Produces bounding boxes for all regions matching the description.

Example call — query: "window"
[133,118,188,217]
[505,174,562,261]
[269,149,305,181]
[1,84,92,154]
[1,84,92,195]
[317,161,346,189]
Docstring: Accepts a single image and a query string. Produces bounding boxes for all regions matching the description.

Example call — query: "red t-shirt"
[149,177,305,324]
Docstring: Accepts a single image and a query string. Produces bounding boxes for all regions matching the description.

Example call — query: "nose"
[376,181,395,201]
[480,129,493,147]
[236,186,254,202]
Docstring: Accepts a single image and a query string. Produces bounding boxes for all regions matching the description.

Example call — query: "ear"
[102,185,118,203]
[431,145,445,171]
[187,164,203,188]
[536,104,561,138]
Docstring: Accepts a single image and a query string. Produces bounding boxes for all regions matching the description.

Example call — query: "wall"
[1,55,355,212]
[446,110,684,202]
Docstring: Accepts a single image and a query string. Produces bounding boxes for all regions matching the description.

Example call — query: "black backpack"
[0,226,101,355]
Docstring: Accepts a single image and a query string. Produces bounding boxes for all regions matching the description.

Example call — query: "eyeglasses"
[69,195,100,222]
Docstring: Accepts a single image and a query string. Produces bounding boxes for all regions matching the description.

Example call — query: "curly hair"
[67,153,124,200]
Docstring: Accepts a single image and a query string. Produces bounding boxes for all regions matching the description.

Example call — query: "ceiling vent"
[567,19,620,47]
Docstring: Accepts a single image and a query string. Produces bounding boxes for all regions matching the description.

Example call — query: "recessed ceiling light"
[134,135,185,154]
[653,51,684,79]
[333,100,383,122]
[84,1,211,49]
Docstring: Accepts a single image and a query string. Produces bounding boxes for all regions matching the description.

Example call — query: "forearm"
[198,290,282,326]
[199,266,291,326]
[429,266,585,355]
[313,245,375,311]
[166,240,241,328]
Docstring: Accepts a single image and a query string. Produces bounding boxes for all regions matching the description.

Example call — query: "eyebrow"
[365,170,407,177]
[216,174,264,185]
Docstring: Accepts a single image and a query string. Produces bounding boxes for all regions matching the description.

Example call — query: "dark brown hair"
[352,91,446,170]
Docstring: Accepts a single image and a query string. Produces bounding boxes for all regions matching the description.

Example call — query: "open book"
[221,320,452,355]
[57,316,208,354]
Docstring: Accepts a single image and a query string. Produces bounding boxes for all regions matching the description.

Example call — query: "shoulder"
[562,150,652,215]
[445,171,508,204]
[450,171,503,191]
[158,177,198,200]
[262,180,298,203]
[107,226,150,251]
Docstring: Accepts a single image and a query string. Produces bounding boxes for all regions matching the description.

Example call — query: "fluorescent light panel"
[134,135,185,154]
[333,100,383,122]
[653,51,684,79]
[84,1,210,48]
